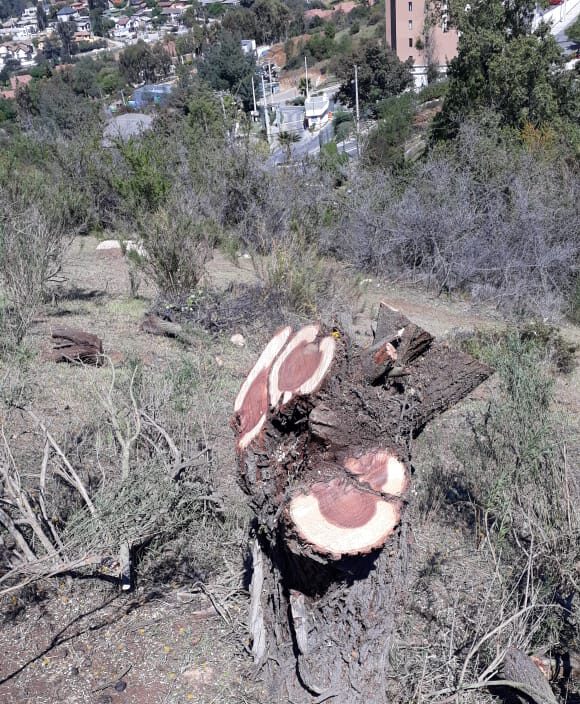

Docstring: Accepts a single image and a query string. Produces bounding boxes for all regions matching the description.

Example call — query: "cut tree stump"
[231,303,493,703]
[48,327,104,365]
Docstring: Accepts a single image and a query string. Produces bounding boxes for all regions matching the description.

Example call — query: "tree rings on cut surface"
[344,450,409,497]
[288,479,402,558]
[269,324,336,408]
[234,326,292,450]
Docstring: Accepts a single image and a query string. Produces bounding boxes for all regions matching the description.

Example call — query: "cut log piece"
[232,310,493,703]
[288,479,401,558]
[233,326,291,450]
[49,327,104,365]
[343,450,409,496]
[269,324,336,408]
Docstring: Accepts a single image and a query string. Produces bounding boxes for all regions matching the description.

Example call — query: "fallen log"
[48,327,104,365]
[140,313,194,346]
[231,306,492,703]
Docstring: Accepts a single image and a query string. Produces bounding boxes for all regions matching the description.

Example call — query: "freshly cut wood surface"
[288,479,401,558]
[234,326,291,450]
[344,450,409,496]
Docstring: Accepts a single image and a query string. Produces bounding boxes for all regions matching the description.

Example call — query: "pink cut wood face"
[278,342,323,392]
[311,479,378,529]
[288,479,402,557]
[238,368,269,437]
[373,341,398,365]
[343,451,408,496]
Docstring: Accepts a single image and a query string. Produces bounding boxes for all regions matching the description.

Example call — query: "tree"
[567,15,580,45]
[252,0,290,43]
[439,0,580,133]
[334,42,413,114]
[278,130,300,161]
[119,41,172,84]
[222,7,258,39]
[298,76,311,96]
[57,19,77,62]
[363,93,414,169]
[198,33,255,108]
[36,2,47,31]
[175,27,204,58]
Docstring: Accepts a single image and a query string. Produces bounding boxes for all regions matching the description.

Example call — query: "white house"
[304,94,330,129]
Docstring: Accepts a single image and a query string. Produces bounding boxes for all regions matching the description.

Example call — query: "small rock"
[230,334,245,347]
[114,680,127,692]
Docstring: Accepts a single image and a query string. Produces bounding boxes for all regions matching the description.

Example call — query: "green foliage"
[319,141,348,186]
[119,40,172,84]
[440,1,580,134]
[363,93,414,169]
[567,15,580,44]
[114,135,174,212]
[334,41,413,114]
[198,33,255,108]
[0,97,17,124]
[252,0,290,44]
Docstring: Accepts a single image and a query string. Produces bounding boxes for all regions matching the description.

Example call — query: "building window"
[408,1,412,10]
[409,37,413,47]
[408,19,413,29]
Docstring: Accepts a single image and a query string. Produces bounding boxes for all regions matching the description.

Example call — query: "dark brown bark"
[502,648,558,704]
[233,310,493,703]
[49,327,104,365]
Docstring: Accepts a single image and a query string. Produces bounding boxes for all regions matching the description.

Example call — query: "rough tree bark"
[48,326,104,365]
[231,303,493,703]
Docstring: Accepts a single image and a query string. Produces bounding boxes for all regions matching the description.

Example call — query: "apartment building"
[385,1,458,87]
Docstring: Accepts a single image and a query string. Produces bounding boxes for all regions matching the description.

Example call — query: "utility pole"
[252,75,257,115]
[304,56,310,99]
[354,63,360,157]
[261,73,271,144]
[268,62,274,99]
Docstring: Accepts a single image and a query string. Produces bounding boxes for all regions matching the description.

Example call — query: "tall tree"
[119,41,172,84]
[334,42,413,114]
[198,33,255,109]
[439,0,579,133]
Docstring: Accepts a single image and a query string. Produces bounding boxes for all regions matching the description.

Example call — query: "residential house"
[0,41,37,70]
[385,0,458,87]
[56,6,91,32]
[304,93,330,129]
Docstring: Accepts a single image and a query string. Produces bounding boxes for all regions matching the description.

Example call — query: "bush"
[133,189,218,295]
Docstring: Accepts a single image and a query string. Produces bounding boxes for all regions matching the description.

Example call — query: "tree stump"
[231,303,493,703]
[48,327,104,365]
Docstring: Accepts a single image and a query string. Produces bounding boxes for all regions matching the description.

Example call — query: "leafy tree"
[334,42,413,114]
[119,41,172,84]
[57,20,78,62]
[567,15,580,45]
[0,96,17,124]
[298,77,311,96]
[198,33,255,108]
[278,130,300,160]
[252,0,291,43]
[222,7,258,39]
[175,27,204,57]
[439,0,580,133]
[363,93,414,169]
[36,2,48,31]
[97,65,125,94]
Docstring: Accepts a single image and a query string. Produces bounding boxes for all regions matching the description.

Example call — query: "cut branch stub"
[287,478,402,558]
[233,326,292,450]
[269,324,336,408]
[343,450,409,497]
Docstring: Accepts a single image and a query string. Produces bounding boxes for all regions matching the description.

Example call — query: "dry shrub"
[0,197,70,344]
[0,350,250,596]
[389,333,579,702]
